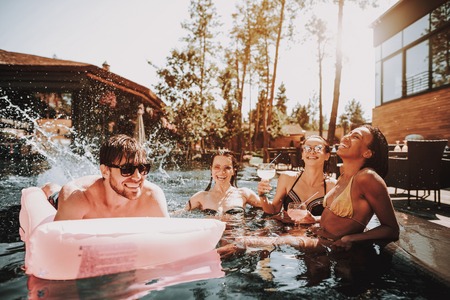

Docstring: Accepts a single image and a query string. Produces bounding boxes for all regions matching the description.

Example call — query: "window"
[431,27,450,88]
[375,62,381,106]
[375,45,381,62]
[406,40,429,95]
[376,1,450,105]
[382,32,402,58]
[431,1,450,31]
[382,53,402,102]
[403,15,429,46]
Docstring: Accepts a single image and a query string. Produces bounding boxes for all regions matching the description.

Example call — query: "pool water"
[0,166,449,299]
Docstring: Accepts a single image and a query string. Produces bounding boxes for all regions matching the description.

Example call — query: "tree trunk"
[319,46,323,137]
[264,0,285,161]
[327,0,344,145]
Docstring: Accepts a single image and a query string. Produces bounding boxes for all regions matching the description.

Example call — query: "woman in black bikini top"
[257,135,336,220]
[282,171,328,216]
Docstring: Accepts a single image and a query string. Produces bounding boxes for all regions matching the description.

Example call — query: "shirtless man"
[218,125,399,257]
[186,150,262,215]
[43,134,169,220]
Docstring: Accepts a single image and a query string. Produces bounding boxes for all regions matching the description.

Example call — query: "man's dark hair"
[99,134,147,166]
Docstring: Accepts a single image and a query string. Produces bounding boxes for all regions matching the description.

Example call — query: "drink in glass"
[287,202,307,223]
[257,163,276,180]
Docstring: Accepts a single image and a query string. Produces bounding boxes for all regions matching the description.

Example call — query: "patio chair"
[289,153,301,170]
[384,139,448,207]
[440,158,450,189]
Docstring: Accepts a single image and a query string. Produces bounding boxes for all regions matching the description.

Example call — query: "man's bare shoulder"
[141,180,163,194]
[59,175,102,201]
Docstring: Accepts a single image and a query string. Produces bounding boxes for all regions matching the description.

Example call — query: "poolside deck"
[387,187,450,287]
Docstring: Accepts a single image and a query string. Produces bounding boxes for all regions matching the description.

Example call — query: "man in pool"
[218,125,399,257]
[42,134,169,220]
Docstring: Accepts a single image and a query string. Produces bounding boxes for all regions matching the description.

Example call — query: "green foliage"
[291,103,309,129]
[154,0,221,147]
[338,98,366,132]
[275,82,288,114]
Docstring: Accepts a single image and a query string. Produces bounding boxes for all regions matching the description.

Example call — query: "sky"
[0,0,398,122]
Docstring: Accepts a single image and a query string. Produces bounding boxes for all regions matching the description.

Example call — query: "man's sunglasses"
[303,145,324,153]
[107,163,151,177]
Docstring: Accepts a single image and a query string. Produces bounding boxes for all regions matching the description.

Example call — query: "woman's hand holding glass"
[287,202,307,223]
[257,163,275,196]
[257,180,272,196]
[287,202,316,224]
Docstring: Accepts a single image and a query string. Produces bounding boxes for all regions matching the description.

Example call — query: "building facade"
[0,49,169,146]
[371,0,450,143]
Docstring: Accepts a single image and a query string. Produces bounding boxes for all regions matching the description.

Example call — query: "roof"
[0,49,165,109]
[281,123,305,135]
[371,0,447,46]
[0,49,90,67]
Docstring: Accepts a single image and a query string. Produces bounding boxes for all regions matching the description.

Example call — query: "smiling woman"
[257,135,336,221]
[185,150,262,215]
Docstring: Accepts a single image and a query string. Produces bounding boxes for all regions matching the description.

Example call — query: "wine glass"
[257,163,276,180]
[394,140,401,152]
[287,202,308,223]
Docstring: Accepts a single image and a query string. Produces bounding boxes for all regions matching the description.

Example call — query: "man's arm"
[54,189,88,220]
[147,182,170,217]
[53,176,98,221]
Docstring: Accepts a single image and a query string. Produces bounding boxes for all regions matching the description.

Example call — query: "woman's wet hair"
[205,150,239,191]
[360,125,389,178]
[99,134,147,166]
[300,135,331,174]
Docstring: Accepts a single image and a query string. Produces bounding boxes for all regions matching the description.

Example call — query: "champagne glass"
[394,140,401,152]
[287,202,308,223]
[257,163,276,180]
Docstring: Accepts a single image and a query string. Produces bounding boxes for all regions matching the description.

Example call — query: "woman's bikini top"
[282,171,327,216]
[202,206,245,215]
[323,176,365,227]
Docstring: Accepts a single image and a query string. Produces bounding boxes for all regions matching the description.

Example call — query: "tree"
[327,0,377,144]
[154,0,222,149]
[327,0,344,145]
[291,103,309,129]
[225,0,260,152]
[305,15,330,137]
[252,0,303,160]
[339,98,366,134]
[271,83,290,137]
[181,0,221,107]
[275,82,288,114]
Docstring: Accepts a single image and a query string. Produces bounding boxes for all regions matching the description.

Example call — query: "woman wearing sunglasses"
[218,126,399,258]
[46,134,169,220]
[258,135,336,223]
[186,150,262,215]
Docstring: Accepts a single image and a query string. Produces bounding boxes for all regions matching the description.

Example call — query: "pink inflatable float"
[19,187,226,280]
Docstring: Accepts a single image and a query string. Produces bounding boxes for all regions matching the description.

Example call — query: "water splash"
[1,95,99,184]
[1,94,183,184]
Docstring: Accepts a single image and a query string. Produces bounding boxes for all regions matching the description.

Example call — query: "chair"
[440,158,450,189]
[384,139,448,207]
[289,152,302,170]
